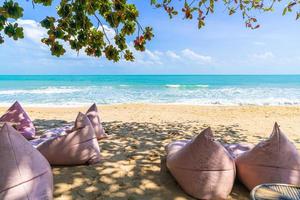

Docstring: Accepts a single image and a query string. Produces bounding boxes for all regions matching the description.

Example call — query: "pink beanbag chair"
[0,101,35,140]
[86,103,107,140]
[223,143,254,159]
[166,128,236,199]
[0,123,53,199]
[36,112,101,165]
[236,123,300,190]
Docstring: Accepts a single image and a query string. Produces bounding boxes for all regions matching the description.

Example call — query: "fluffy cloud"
[102,25,116,41]
[166,50,180,59]
[181,49,212,64]
[126,48,213,67]
[17,19,47,44]
[145,50,162,61]
[164,49,213,64]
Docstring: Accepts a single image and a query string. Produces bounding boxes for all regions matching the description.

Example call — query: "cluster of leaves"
[0,0,24,44]
[39,0,154,61]
[151,0,300,29]
[0,0,154,62]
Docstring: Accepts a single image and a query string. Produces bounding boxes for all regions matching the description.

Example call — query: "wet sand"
[1,104,300,200]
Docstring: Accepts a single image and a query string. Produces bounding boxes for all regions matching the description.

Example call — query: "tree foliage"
[152,0,300,29]
[0,0,299,62]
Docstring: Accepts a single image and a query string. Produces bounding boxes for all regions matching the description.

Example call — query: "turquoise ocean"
[0,75,300,106]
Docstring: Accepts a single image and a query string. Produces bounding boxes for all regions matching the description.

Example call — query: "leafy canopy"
[0,0,298,62]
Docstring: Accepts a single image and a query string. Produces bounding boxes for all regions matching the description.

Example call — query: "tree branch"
[93,13,111,44]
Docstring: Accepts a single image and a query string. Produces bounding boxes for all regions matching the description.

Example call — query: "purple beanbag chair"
[236,123,300,190]
[166,128,236,199]
[0,123,53,199]
[35,112,101,165]
[86,103,107,140]
[0,101,35,140]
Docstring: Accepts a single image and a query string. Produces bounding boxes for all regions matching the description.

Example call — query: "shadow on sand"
[33,119,250,200]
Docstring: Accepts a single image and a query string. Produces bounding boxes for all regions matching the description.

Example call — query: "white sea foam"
[165,84,181,88]
[1,85,300,106]
[165,84,209,88]
[0,87,81,95]
[196,84,209,88]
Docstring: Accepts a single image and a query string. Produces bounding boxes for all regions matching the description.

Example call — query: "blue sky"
[1,0,300,74]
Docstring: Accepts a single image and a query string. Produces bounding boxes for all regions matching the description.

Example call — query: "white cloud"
[123,43,164,66]
[16,19,47,44]
[101,25,116,42]
[145,50,162,61]
[181,49,212,64]
[124,47,214,67]
[153,50,163,56]
[166,50,181,59]
[251,51,274,60]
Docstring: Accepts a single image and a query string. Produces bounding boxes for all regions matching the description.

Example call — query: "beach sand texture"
[1,104,300,200]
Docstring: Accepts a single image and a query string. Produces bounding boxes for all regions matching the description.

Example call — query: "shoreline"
[2,102,300,108]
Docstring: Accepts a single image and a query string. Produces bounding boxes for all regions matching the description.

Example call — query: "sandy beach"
[2,104,300,200]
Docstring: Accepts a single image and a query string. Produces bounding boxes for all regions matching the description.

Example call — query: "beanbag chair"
[236,123,300,190]
[36,112,101,165]
[0,123,53,199]
[166,128,236,199]
[29,126,72,148]
[86,103,107,140]
[223,143,254,159]
[0,101,35,140]
[166,140,190,156]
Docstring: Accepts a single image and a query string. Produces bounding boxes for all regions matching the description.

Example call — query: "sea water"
[0,75,299,106]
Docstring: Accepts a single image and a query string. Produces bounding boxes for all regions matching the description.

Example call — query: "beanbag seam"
[0,171,50,194]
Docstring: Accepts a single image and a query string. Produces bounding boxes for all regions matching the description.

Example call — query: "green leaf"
[283,7,288,15]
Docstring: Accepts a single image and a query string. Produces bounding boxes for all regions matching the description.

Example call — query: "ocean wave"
[1,85,300,106]
[165,84,209,88]
[196,84,209,88]
[165,84,181,88]
[0,87,81,95]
